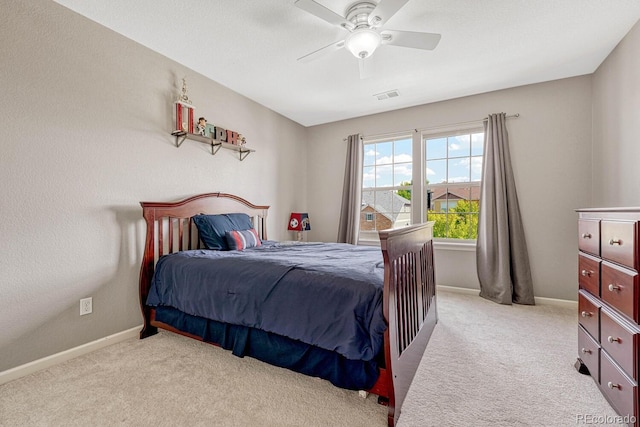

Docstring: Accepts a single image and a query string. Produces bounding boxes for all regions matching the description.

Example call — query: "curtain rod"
[345,113,520,141]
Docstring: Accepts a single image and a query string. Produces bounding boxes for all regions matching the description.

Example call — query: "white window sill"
[357,238,476,252]
[433,240,476,252]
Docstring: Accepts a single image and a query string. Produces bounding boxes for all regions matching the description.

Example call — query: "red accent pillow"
[225,229,262,251]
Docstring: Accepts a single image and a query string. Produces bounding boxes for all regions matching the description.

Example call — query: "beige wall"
[592,19,640,206]
[306,77,593,301]
[0,0,307,371]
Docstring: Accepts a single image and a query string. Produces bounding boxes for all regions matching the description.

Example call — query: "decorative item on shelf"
[197,117,207,136]
[173,77,195,135]
[288,212,311,241]
[168,78,255,160]
[204,123,216,138]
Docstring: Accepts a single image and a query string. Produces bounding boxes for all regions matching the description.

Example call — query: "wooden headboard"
[138,192,269,337]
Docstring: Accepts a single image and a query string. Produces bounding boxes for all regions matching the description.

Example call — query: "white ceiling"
[52,0,640,127]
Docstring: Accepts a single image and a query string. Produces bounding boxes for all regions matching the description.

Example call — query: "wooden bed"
[138,192,437,426]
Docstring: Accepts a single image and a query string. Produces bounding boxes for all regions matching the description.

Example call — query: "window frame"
[423,125,484,243]
[357,123,485,245]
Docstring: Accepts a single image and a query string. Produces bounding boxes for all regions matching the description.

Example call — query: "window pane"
[360,189,411,232]
[394,138,412,161]
[364,146,377,166]
[471,156,483,181]
[448,135,470,158]
[376,164,393,187]
[426,159,446,184]
[375,142,393,165]
[448,158,470,182]
[427,213,447,238]
[362,166,376,188]
[446,214,477,239]
[470,198,479,213]
[394,162,412,186]
[426,137,447,160]
[468,213,479,238]
[471,132,484,156]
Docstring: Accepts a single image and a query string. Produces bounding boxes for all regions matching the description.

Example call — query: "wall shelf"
[171,130,255,161]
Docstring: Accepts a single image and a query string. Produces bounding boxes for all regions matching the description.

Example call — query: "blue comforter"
[146,242,387,361]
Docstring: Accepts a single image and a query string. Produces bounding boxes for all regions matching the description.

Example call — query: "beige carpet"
[0,290,623,427]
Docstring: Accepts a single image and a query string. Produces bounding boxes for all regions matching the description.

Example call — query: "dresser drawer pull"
[608,284,621,292]
[580,311,592,318]
[580,348,592,355]
[609,238,622,246]
[607,336,621,344]
[581,270,592,277]
[582,233,592,239]
[607,381,621,390]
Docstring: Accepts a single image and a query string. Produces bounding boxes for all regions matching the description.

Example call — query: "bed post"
[139,205,158,339]
[379,222,437,427]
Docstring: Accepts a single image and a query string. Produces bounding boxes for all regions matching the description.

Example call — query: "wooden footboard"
[378,223,437,427]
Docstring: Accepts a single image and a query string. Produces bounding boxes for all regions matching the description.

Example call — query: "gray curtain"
[476,113,534,305]
[337,134,363,244]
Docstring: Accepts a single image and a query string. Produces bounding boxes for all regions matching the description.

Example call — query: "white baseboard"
[437,285,577,309]
[0,325,142,386]
[437,285,480,296]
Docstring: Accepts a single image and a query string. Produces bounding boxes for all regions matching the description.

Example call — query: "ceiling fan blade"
[295,0,354,30]
[381,30,441,50]
[297,39,346,63]
[368,0,410,27]
[358,58,373,80]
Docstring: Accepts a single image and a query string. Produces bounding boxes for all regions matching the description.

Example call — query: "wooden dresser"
[576,208,640,426]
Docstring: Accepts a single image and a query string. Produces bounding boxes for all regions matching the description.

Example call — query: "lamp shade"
[288,212,310,231]
[345,28,381,59]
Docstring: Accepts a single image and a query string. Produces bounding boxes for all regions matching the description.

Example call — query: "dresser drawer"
[578,253,601,296]
[578,291,600,341]
[578,325,600,382]
[601,308,639,381]
[601,220,638,270]
[601,261,639,323]
[579,219,600,256]
[600,351,638,423]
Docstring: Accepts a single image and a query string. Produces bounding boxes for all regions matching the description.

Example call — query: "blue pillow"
[192,213,254,250]
[226,229,262,251]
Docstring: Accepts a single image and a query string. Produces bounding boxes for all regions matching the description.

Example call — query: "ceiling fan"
[294,0,441,77]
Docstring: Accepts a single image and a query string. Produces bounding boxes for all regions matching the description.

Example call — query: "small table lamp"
[288,212,311,241]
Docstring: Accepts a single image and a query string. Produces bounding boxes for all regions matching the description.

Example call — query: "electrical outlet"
[80,297,92,315]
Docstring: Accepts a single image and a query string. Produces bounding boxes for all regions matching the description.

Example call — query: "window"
[358,127,484,243]
[360,136,412,240]
[425,130,484,240]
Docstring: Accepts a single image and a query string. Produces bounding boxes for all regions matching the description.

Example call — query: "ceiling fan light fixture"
[345,28,381,59]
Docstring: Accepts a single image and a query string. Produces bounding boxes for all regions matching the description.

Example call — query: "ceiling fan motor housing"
[345,1,378,28]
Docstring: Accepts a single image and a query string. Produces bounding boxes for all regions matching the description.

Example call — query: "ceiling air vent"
[374,90,400,100]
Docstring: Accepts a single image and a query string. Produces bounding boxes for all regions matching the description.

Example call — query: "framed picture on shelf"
[205,123,216,138]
